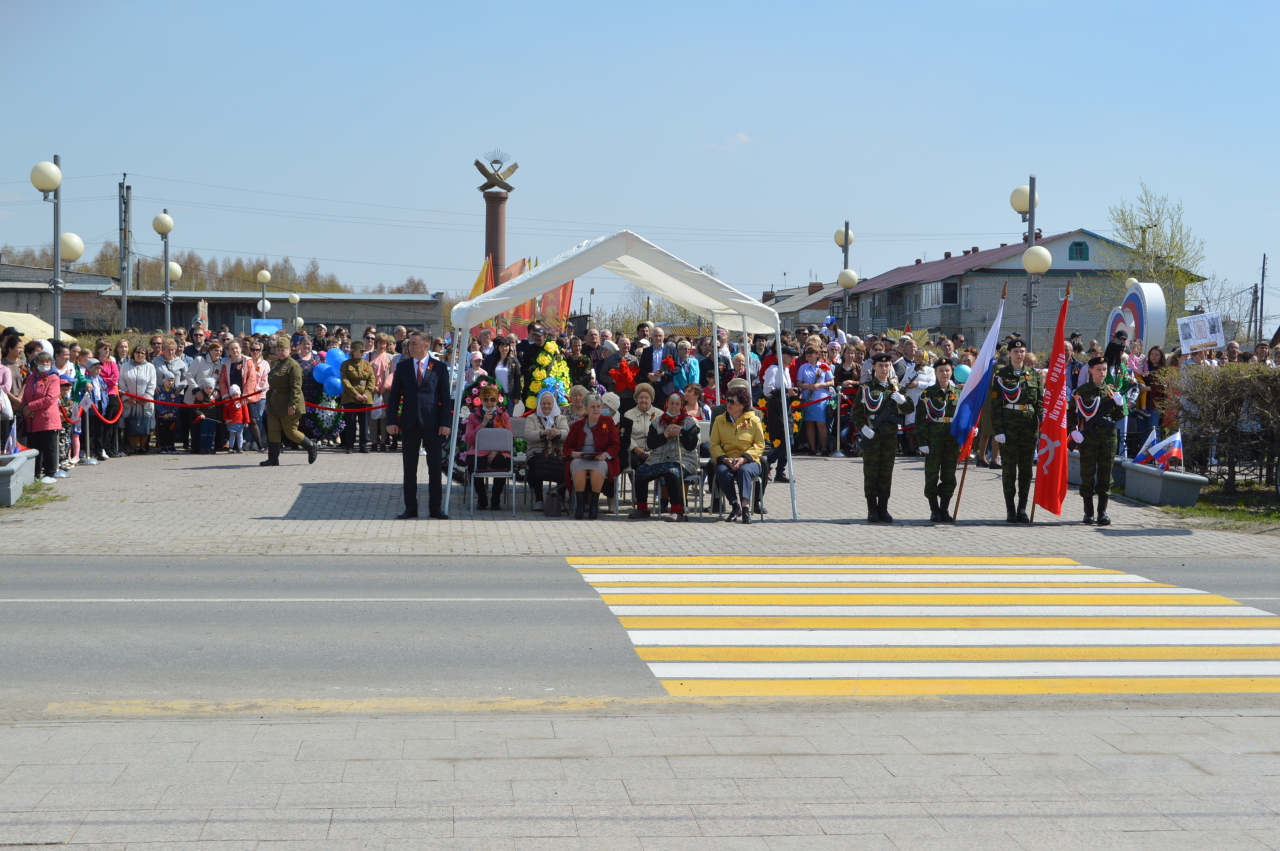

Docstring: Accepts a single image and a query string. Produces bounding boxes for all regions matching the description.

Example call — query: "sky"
[2,0,1277,317]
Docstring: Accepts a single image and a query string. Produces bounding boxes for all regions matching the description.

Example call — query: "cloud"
[699,132,752,151]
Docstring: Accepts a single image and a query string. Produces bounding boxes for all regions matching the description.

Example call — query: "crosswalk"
[570,557,1280,696]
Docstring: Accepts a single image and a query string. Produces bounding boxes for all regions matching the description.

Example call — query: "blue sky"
[2,0,1276,313]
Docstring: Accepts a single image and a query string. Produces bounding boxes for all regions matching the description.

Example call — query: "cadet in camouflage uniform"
[990,339,1043,524]
[853,352,914,523]
[1069,355,1125,526]
[916,357,961,523]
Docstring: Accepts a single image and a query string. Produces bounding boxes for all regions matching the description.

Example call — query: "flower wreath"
[464,375,508,412]
[754,395,803,447]
[523,338,571,410]
[303,390,345,440]
[609,360,639,393]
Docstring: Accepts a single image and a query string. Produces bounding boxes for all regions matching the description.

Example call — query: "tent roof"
[450,231,779,335]
[0,310,77,343]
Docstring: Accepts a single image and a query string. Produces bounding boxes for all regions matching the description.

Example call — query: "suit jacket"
[387,356,454,433]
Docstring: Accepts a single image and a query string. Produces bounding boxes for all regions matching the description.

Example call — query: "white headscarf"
[536,389,562,430]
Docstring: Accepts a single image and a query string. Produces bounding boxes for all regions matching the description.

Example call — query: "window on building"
[1057,288,1074,302]
[943,280,959,305]
[961,285,971,311]
[1068,241,1089,261]
[920,282,942,310]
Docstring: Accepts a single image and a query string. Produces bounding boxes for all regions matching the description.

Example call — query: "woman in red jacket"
[20,351,62,483]
[563,393,621,520]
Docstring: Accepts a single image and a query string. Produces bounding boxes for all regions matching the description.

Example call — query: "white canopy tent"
[444,230,796,519]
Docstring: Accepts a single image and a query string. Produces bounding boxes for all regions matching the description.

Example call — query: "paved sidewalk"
[3,450,1272,558]
[3,708,1280,848]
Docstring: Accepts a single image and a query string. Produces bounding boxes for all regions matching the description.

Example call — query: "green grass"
[1,480,68,511]
[1161,479,1280,526]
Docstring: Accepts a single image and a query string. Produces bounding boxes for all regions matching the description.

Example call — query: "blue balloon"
[324,375,343,397]
[326,347,347,364]
[954,364,972,383]
[313,362,334,383]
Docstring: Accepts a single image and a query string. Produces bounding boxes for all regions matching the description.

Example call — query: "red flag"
[467,257,495,340]
[1033,287,1072,516]
[540,280,575,334]
[903,321,912,334]
[494,259,531,338]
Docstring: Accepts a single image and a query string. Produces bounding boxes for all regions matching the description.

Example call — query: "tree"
[389,275,428,294]
[1083,181,1206,341]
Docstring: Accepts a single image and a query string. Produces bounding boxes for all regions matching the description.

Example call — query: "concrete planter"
[1112,458,1127,491]
[0,449,40,507]
[1121,460,1208,507]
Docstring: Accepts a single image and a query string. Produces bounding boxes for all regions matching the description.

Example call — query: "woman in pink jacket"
[93,340,123,458]
[369,332,395,451]
[20,351,62,483]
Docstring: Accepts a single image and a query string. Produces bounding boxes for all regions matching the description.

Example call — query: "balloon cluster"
[311,347,349,397]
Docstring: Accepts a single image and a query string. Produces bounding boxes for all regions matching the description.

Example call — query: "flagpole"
[952,453,972,521]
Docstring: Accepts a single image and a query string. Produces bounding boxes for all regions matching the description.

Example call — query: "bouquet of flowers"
[662,356,677,373]
[524,338,571,410]
[609,360,639,392]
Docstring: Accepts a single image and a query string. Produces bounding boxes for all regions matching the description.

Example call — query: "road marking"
[0,598,599,604]
[570,556,1083,565]
[575,558,1280,696]
[626,629,1280,646]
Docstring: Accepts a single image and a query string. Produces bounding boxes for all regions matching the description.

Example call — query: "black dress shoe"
[725,504,741,523]
[429,510,449,520]
[396,509,418,519]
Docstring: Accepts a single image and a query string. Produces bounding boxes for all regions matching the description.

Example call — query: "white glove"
[861,426,875,440]
[918,445,929,455]
[1111,392,1124,406]
[891,392,906,405]
[1071,429,1085,444]
[994,434,1007,444]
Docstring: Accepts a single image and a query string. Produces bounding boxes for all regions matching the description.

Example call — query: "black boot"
[877,495,893,523]
[301,437,319,464]
[1096,494,1112,526]
[867,497,881,523]
[939,495,954,523]
[1082,496,1096,525]
[927,495,942,522]
[588,490,600,520]
[574,491,586,520]
[1016,493,1030,524]
[1005,494,1018,523]
[259,442,280,467]
[475,486,489,511]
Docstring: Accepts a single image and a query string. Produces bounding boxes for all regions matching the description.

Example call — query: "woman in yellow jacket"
[709,384,767,524]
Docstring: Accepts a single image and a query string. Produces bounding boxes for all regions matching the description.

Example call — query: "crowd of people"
[2,312,1266,524]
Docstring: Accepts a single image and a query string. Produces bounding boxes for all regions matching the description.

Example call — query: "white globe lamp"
[152,213,174,235]
[30,162,62,193]
[168,261,183,281]
[1022,245,1053,275]
[837,268,859,289]
[59,233,84,263]
[1009,185,1040,215]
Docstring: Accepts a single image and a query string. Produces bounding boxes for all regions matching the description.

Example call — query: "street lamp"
[644,295,652,323]
[834,221,857,328]
[257,269,271,321]
[152,210,175,332]
[1010,177,1042,351]
[30,158,65,340]
[288,291,300,328]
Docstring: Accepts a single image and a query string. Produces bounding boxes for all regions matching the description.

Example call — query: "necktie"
[416,359,424,387]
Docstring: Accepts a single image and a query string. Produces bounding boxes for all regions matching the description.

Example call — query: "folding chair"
[468,428,516,518]
[708,462,767,522]
[508,415,530,504]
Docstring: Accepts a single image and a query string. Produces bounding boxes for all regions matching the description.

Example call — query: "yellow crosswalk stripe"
[574,557,1280,696]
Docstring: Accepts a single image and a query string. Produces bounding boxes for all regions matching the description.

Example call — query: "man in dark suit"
[637,326,678,397]
[386,331,455,519]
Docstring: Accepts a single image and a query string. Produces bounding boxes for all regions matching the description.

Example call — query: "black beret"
[1008,339,1026,350]
[781,346,799,356]
[1069,331,1083,339]
[1088,356,1107,368]
[934,356,957,368]
[1113,329,1129,340]
[870,352,892,363]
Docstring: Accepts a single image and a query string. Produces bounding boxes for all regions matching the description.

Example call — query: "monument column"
[484,190,507,276]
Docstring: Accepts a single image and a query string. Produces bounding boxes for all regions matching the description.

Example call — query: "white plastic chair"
[468,427,516,517]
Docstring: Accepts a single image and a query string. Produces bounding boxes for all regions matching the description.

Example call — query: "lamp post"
[30,158,64,340]
[644,296,652,323]
[1010,178,1042,352]
[257,270,272,326]
[833,223,858,457]
[152,210,175,332]
[289,292,300,328]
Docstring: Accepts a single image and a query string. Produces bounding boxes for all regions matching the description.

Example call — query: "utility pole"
[118,177,132,333]
[1024,175,1038,353]
[1260,254,1269,344]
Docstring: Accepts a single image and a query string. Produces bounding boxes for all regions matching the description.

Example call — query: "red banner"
[467,256,495,340]
[495,259,533,340]
[1033,291,1072,516]
[540,280,574,334]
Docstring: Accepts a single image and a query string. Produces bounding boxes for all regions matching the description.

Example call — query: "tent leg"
[777,314,798,521]
[712,316,720,403]
[443,326,466,516]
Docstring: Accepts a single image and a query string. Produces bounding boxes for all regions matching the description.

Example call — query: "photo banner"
[1177,312,1226,353]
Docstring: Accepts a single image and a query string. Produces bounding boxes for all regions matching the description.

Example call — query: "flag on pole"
[903,321,912,334]
[467,256,495,339]
[1033,286,1072,516]
[540,280,575,334]
[1135,431,1184,470]
[949,293,1006,457]
[1132,428,1158,465]
[493,258,531,338]
[3,420,16,455]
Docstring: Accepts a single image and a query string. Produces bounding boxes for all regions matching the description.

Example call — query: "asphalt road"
[0,554,1277,715]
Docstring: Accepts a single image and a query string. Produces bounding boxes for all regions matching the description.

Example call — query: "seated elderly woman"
[563,384,589,427]
[563,393,621,520]
[463,384,512,510]
[709,384,766,524]
[527,389,568,513]
[629,392,700,522]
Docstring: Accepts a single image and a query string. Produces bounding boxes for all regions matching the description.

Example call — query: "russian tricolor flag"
[1135,430,1184,470]
[949,295,1006,457]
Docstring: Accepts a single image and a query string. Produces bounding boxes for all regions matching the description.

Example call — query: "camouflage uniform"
[852,377,913,522]
[989,362,1044,520]
[1069,379,1124,523]
[916,381,961,509]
